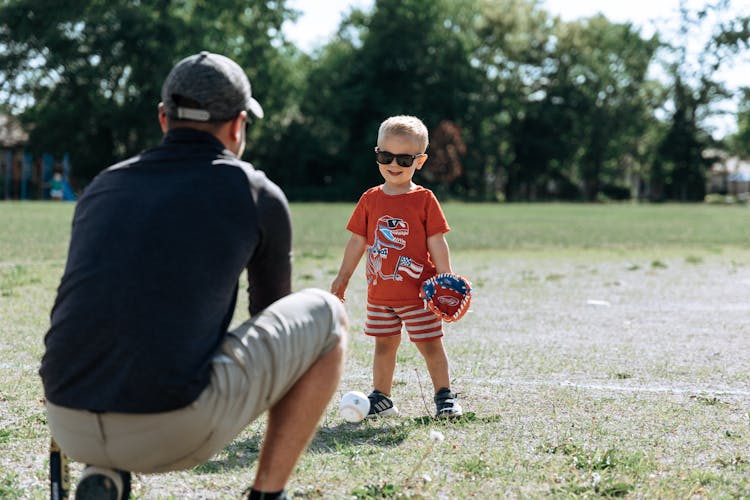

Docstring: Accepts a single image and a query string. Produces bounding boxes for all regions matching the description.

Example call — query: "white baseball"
[339,390,370,423]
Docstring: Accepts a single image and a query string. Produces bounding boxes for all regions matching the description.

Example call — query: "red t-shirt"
[347,185,450,306]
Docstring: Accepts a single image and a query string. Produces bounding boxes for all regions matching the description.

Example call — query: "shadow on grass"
[409,412,501,426]
[192,412,501,472]
[192,435,262,474]
[309,412,499,454]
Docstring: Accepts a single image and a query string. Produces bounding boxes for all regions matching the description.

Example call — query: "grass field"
[1,201,749,498]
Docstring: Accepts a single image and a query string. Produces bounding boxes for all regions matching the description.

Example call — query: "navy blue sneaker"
[434,388,462,419]
[367,390,399,418]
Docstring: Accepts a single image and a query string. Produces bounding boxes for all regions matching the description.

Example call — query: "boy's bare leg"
[251,339,345,492]
[373,335,401,394]
[415,337,451,392]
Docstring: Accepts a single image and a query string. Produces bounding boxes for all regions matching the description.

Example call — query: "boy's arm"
[331,233,367,301]
[427,232,452,275]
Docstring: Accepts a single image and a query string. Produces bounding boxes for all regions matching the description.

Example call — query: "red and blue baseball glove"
[419,273,472,322]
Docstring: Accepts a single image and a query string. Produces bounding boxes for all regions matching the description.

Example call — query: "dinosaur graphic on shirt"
[367,215,424,286]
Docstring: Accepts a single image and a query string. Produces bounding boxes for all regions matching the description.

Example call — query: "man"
[40,51,347,500]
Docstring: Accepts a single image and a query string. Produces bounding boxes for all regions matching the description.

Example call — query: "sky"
[283,0,750,136]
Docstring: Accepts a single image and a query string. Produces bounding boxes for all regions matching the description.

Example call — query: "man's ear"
[230,111,247,142]
[158,103,168,133]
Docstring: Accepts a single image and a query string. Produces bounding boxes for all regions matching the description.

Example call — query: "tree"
[652,0,741,201]
[551,16,661,201]
[282,0,485,200]
[473,1,660,201]
[726,88,750,157]
[470,0,558,200]
[421,120,467,189]
[714,9,750,157]
[0,0,299,184]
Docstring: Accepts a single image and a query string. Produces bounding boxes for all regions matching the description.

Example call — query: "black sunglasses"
[374,147,426,168]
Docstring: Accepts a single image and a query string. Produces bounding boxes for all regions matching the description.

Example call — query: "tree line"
[2,0,749,202]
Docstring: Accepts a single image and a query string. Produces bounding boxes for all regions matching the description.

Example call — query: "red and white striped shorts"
[364,303,443,342]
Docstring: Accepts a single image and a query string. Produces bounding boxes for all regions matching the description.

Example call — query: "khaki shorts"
[46,288,345,473]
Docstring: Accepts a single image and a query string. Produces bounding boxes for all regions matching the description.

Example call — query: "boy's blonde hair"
[377,115,429,153]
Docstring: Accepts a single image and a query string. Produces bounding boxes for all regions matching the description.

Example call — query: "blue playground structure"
[0,151,77,201]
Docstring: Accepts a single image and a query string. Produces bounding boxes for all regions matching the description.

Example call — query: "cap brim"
[248,97,264,119]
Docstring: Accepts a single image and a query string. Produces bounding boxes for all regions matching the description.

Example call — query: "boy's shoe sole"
[436,404,463,419]
[366,406,400,418]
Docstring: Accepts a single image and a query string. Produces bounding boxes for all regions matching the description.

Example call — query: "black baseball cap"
[161,51,264,122]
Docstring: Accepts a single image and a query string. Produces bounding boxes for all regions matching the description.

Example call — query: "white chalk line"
[467,378,750,397]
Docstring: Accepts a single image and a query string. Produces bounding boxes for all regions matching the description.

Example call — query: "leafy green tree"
[286,0,485,200]
[657,74,717,200]
[714,11,750,158]
[726,88,750,156]
[470,0,557,200]
[5,0,747,202]
[276,19,365,199]
[473,2,660,201]
[652,0,744,201]
[0,0,299,184]
[552,16,661,201]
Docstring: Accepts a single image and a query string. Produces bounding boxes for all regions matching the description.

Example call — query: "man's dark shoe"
[75,466,130,499]
[242,486,291,499]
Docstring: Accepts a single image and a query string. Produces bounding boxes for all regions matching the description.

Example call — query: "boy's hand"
[331,233,367,303]
[330,276,348,302]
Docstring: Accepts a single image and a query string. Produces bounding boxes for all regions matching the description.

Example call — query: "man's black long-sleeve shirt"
[40,128,292,413]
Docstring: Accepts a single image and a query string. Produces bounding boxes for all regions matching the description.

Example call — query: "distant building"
[705,148,750,200]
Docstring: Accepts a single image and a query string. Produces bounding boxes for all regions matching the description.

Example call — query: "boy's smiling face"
[376,133,428,194]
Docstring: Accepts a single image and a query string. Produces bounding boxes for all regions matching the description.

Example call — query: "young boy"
[331,115,462,419]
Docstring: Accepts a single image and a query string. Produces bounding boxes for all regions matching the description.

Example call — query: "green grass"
[2,201,748,261]
[1,201,749,498]
[293,202,750,256]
